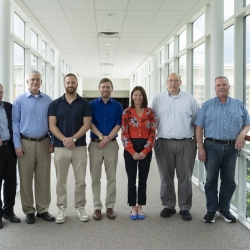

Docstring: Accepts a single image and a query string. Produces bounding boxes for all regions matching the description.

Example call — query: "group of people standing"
[0,71,249,229]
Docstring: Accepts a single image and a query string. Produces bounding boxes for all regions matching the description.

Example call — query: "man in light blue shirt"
[195,76,250,223]
[151,73,199,221]
[12,71,55,224]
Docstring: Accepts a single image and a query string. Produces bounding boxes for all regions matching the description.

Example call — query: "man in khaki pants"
[88,78,123,220]
[48,73,92,224]
[12,71,55,224]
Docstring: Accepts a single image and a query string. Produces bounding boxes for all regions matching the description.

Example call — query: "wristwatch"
[72,137,77,142]
[99,134,103,140]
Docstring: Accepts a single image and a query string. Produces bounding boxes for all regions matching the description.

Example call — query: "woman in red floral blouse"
[121,86,156,220]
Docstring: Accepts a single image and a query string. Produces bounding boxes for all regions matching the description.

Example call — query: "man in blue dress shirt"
[0,84,19,229]
[12,71,55,224]
[195,76,250,223]
[88,78,123,220]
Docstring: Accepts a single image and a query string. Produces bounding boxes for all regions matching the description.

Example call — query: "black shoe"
[0,218,3,229]
[37,212,55,222]
[179,210,192,220]
[218,210,236,223]
[160,208,176,218]
[3,213,21,223]
[204,211,217,223]
[25,214,35,224]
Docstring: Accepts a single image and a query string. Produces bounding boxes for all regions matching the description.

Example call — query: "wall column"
[0,0,11,101]
[210,0,224,97]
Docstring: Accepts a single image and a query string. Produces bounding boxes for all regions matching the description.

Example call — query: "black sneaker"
[160,208,176,218]
[218,210,236,223]
[179,210,192,220]
[204,211,217,223]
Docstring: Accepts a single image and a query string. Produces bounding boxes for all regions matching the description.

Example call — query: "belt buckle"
[226,140,230,145]
[4,141,8,146]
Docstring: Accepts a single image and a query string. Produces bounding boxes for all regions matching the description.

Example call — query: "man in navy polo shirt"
[48,73,92,224]
[88,78,123,220]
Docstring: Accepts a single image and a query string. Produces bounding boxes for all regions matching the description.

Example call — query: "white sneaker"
[76,207,89,222]
[56,206,66,224]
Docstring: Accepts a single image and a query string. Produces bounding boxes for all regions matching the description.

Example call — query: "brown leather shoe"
[106,208,116,219]
[93,210,102,220]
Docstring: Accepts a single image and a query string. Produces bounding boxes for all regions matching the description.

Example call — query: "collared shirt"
[48,94,92,147]
[194,96,250,140]
[90,97,123,139]
[0,102,11,141]
[12,89,52,148]
[150,90,199,139]
[121,107,156,155]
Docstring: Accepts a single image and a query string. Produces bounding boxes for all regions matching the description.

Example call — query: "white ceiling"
[21,0,202,79]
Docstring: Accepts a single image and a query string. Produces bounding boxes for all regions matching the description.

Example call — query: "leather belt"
[158,138,192,141]
[205,138,236,145]
[21,134,49,142]
[1,140,11,146]
[91,138,116,143]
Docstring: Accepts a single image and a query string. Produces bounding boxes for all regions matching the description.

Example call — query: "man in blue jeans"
[195,76,250,223]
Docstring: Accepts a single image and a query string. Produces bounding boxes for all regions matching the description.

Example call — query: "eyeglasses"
[167,79,180,83]
[0,91,4,95]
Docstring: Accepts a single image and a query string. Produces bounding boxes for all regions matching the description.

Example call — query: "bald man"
[151,73,199,221]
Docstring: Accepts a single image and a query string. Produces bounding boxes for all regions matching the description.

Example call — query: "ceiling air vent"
[98,32,120,38]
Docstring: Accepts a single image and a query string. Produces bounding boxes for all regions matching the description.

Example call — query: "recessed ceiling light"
[106,43,111,46]
[108,13,115,17]
[107,29,111,31]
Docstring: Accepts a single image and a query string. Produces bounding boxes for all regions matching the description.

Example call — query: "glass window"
[246,0,250,6]
[160,50,164,65]
[62,61,64,73]
[168,42,174,59]
[193,14,205,42]
[224,25,234,97]
[179,30,186,52]
[42,41,47,58]
[246,15,250,113]
[41,61,46,93]
[193,43,205,106]
[31,29,38,50]
[179,54,186,92]
[49,67,54,98]
[14,13,25,41]
[149,60,152,73]
[160,67,165,92]
[168,62,173,75]
[14,43,25,99]
[50,49,54,64]
[30,54,38,71]
[224,0,234,20]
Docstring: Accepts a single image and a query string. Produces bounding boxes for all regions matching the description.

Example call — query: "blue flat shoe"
[130,213,138,220]
[138,213,145,220]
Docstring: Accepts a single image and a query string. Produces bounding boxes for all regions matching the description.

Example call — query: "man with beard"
[48,73,92,224]
[195,76,250,223]
[12,71,54,224]
[88,78,123,220]
[0,84,19,229]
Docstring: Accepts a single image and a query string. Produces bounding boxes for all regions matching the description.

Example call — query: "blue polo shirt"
[90,97,123,139]
[48,94,92,147]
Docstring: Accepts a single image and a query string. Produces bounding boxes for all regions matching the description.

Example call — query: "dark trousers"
[124,139,152,206]
[0,141,17,217]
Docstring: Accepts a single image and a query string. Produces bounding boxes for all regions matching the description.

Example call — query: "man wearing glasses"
[0,84,19,229]
[151,72,199,221]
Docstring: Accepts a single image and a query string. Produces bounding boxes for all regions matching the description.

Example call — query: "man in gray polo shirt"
[151,72,199,221]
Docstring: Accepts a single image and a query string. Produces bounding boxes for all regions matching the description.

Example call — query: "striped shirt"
[150,90,199,139]
[194,97,250,140]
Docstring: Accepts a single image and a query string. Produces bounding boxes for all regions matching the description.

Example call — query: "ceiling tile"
[125,11,157,20]
[155,11,189,20]
[150,19,180,27]
[160,0,201,11]
[127,0,165,11]
[97,26,122,33]
[94,0,129,10]
[146,26,172,33]
[71,26,97,32]
[120,33,144,38]
[38,18,69,26]
[68,19,96,26]
[143,32,167,38]
[59,0,94,9]
[122,26,148,33]
[44,25,72,32]
[96,10,126,19]
[22,0,62,10]
[123,19,152,27]
[30,10,66,18]
[64,10,95,19]
[96,19,124,27]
